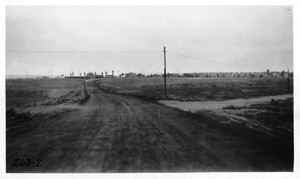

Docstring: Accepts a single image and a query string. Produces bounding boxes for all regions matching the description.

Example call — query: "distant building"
[125,72,137,77]
[86,72,95,78]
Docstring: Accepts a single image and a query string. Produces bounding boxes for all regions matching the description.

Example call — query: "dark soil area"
[233,98,293,139]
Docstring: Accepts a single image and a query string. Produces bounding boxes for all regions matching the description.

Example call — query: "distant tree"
[281,71,285,78]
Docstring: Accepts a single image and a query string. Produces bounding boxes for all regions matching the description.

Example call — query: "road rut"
[6,80,293,172]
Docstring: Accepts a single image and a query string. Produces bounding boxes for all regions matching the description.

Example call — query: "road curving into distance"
[6,80,293,172]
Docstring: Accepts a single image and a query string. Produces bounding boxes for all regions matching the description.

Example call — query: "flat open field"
[6,78,85,108]
[97,77,293,101]
[6,77,293,172]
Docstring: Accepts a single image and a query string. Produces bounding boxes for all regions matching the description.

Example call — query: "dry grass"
[6,78,83,108]
[97,77,293,101]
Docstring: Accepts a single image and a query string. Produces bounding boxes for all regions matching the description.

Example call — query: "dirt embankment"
[6,79,90,129]
[27,83,87,107]
[6,79,86,109]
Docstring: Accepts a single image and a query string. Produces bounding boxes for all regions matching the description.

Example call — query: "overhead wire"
[6,50,161,54]
[7,49,253,71]
[167,51,252,70]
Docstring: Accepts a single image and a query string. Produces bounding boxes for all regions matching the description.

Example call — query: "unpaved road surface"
[6,80,293,172]
[159,94,293,112]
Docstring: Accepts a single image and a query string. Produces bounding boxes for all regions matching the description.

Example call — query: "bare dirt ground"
[6,80,293,172]
[159,95,293,153]
[159,94,293,111]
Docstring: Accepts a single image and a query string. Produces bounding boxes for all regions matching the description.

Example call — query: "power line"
[8,48,253,71]
[167,51,252,70]
[6,50,161,54]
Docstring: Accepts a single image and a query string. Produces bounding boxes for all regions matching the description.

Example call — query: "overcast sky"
[6,6,293,76]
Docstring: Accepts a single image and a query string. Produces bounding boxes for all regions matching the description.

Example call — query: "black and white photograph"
[1,1,299,178]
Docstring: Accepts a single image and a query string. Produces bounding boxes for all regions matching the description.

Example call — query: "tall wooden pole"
[287,69,290,93]
[164,46,167,99]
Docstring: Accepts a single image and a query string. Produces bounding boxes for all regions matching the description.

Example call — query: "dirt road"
[159,94,293,112]
[6,80,293,172]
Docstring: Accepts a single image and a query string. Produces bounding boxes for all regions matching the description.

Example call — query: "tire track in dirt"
[6,80,293,172]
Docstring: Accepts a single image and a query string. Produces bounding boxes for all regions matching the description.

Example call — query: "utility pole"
[164,46,167,99]
[287,69,290,93]
[26,67,28,79]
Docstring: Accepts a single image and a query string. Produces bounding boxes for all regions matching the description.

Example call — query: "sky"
[6,6,293,76]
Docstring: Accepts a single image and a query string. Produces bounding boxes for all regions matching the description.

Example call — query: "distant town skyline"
[6,6,293,76]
